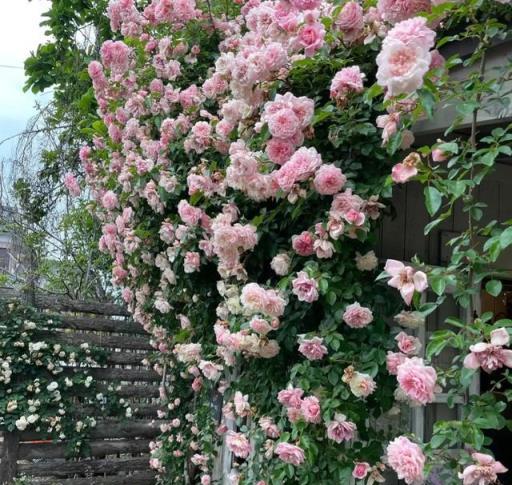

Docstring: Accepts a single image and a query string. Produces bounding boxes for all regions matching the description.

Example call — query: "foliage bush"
[59,0,512,483]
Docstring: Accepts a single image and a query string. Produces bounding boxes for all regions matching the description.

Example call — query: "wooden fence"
[0,289,160,485]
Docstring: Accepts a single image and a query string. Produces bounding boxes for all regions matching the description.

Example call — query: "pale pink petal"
[400,283,415,306]
[463,352,480,369]
[413,271,428,292]
[388,275,402,289]
[472,453,495,466]
[498,349,512,368]
[490,328,510,346]
[493,462,508,474]
[384,259,404,277]
[470,342,491,353]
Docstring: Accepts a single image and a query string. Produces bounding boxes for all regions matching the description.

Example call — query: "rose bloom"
[463,327,512,373]
[395,331,421,355]
[249,317,273,335]
[385,17,436,51]
[313,164,346,195]
[376,39,431,96]
[292,271,319,303]
[377,0,431,24]
[102,190,118,210]
[226,431,251,459]
[292,231,315,256]
[300,395,321,423]
[330,66,365,100]
[386,436,425,485]
[266,138,296,165]
[355,250,378,271]
[391,152,421,184]
[277,387,304,408]
[298,336,328,360]
[343,302,374,328]
[458,452,508,485]
[385,259,428,305]
[386,351,407,375]
[336,2,364,42]
[349,371,376,398]
[271,253,291,275]
[352,462,371,480]
[397,357,437,405]
[297,17,326,57]
[267,108,300,139]
[326,413,356,443]
[274,442,305,466]
[64,172,81,197]
[184,251,201,273]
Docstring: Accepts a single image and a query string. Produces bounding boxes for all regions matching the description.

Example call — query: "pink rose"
[397,357,437,405]
[292,231,315,256]
[101,190,118,210]
[278,387,304,408]
[266,138,296,165]
[300,395,321,423]
[226,431,251,459]
[343,302,374,328]
[386,436,425,484]
[64,172,81,197]
[298,336,328,360]
[326,413,356,443]
[385,259,428,305]
[274,442,305,466]
[386,351,407,375]
[249,317,273,335]
[177,199,203,226]
[458,452,508,485]
[267,108,300,139]
[313,164,347,195]
[184,251,201,273]
[330,66,365,100]
[348,371,376,397]
[391,152,421,184]
[376,38,431,96]
[336,2,364,42]
[292,271,319,303]
[377,0,431,24]
[352,462,371,479]
[297,16,326,57]
[384,17,436,50]
[275,147,323,191]
[395,331,421,355]
[463,327,512,373]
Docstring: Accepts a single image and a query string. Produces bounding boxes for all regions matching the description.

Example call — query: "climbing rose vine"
[74,0,512,483]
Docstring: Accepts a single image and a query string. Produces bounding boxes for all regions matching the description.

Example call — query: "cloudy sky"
[0,0,49,161]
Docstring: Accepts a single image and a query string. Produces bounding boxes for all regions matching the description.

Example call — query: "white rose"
[270,253,291,276]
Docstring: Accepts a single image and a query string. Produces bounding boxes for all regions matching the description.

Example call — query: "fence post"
[0,431,20,484]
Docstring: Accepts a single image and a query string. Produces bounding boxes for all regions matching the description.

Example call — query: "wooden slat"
[17,456,149,477]
[58,316,145,335]
[19,420,164,441]
[0,288,128,316]
[75,403,160,419]
[88,368,159,382]
[106,350,149,365]
[45,331,153,350]
[18,439,150,460]
[97,384,160,398]
[30,470,156,485]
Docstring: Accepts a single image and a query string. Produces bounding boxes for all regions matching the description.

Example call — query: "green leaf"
[424,186,443,216]
[485,279,502,297]
[500,227,512,249]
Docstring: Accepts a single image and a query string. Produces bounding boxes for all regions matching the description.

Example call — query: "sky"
[0,0,49,162]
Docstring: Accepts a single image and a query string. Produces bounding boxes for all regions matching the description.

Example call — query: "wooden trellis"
[0,289,160,485]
